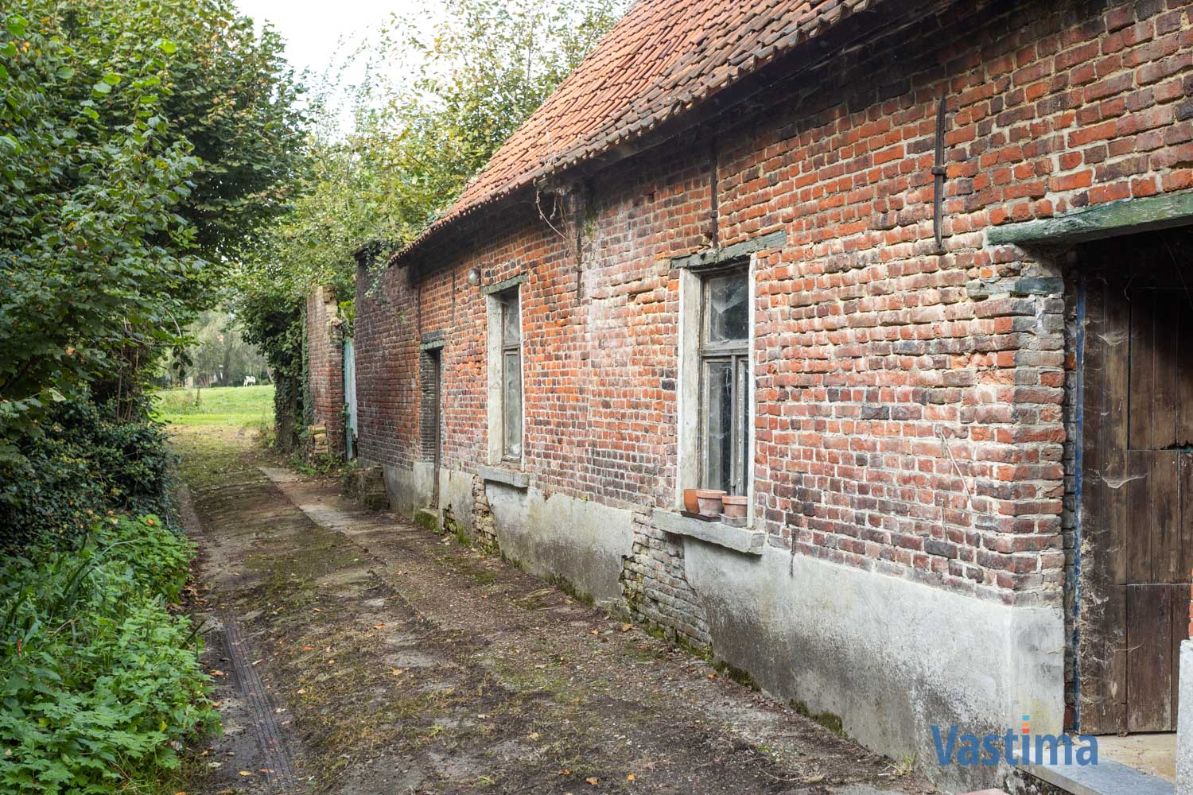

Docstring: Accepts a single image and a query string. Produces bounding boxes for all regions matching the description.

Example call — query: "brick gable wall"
[305,286,345,457]
[356,0,1193,608]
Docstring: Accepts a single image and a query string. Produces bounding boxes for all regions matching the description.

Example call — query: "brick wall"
[305,286,345,457]
[355,0,1193,612]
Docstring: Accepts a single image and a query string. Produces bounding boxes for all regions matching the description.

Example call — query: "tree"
[236,0,626,448]
[239,0,626,303]
[0,0,305,445]
[163,310,270,388]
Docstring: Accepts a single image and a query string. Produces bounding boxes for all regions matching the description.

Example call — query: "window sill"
[478,465,530,489]
[651,509,764,556]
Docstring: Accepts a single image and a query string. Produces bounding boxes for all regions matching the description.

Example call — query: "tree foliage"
[235,0,625,446]
[162,309,270,388]
[237,0,626,307]
[0,0,304,444]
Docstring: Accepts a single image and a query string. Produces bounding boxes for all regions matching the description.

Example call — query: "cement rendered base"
[381,463,633,605]
[683,541,1065,790]
[1179,641,1193,794]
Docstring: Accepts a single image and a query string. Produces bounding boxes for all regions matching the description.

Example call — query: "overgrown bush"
[0,398,175,549]
[0,514,217,793]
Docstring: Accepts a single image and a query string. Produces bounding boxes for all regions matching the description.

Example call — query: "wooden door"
[1079,252,1193,733]
[429,349,442,508]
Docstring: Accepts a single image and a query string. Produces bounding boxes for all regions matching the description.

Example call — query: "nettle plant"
[0,515,217,793]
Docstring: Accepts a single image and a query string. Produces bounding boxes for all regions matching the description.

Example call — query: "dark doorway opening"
[421,347,443,508]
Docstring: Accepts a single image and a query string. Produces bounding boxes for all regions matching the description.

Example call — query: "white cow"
[243,375,258,387]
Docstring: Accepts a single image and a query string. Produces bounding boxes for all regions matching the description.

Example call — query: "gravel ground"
[174,427,934,795]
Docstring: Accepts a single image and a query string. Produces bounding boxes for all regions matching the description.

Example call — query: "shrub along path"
[174,426,933,794]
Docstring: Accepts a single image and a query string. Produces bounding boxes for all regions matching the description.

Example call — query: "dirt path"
[176,429,933,795]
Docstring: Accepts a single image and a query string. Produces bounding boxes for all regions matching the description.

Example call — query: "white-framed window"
[698,266,749,494]
[678,257,755,511]
[486,284,524,465]
[498,290,522,460]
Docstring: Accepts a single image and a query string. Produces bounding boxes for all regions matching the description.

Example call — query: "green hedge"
[0,515,218,792]
[0,399,175,550]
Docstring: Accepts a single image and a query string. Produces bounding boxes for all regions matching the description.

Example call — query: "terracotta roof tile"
[401,0,876,257]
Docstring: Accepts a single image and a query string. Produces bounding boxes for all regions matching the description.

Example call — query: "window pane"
[503,351,522,458]
[503,294,520,345]
[703,359,734,493]
[705,272,747,343]
[735,356,750,496]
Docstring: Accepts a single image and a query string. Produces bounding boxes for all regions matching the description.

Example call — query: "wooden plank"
[1129,290,1156,450]
[1153,291,1181,449]
[1128,290,1184,450]
[1078,274,1130,732]
[987,191,1193,245]
[1125,451,1182,584]
[1179,293,1193,446]
[1125,583,1174,732]
[1152,452,1181,584]
[1183,452,1193,590]
[1103,282,1132,589]
[1125,452,1153,585]
[1082,583,1129,733]
[1172,581,1187,729]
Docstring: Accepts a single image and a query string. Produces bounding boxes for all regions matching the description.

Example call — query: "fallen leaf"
[373,623,385,629]
[528,732,541,741]
[251,659,263,666]
[238,770,253,777]
[302,645,315,651]
[626,772,637,781]
[589,629,599,636]
[390,668,403,676]
[620,623,632,632]
[707,673,718,680]
[210,670,225,677]
[585,777,599,786]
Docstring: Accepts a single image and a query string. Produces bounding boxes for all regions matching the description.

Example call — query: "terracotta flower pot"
[696,489,726,517]
[682,488,700,514]
[721,494,747,519]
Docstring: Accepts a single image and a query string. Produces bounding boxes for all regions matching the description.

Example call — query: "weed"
[790,699,847,737]
[547,574,593,607]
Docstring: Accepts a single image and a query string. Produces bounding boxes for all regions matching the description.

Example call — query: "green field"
[154,384,275,429]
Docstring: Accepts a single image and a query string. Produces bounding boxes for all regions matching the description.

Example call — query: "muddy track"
[176,430,934,795]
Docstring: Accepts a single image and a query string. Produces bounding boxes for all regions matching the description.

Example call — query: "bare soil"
[175,428,934,795]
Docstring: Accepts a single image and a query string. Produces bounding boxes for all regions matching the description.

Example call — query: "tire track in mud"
[179,484,305,794]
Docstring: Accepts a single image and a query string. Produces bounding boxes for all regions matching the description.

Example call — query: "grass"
[154,384,275,430]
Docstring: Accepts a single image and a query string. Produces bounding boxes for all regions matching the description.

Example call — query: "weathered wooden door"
[1079,234,1193,734]
[429,349,442,508]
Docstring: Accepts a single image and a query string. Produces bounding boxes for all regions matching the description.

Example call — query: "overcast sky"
[235,0,421,78]
[235,0,441,134]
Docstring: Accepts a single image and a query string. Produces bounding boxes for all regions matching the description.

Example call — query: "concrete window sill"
[651,509,764,556]
[478,465,530,489]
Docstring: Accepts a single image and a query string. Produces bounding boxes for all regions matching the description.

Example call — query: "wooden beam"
[987,191,1193,246]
